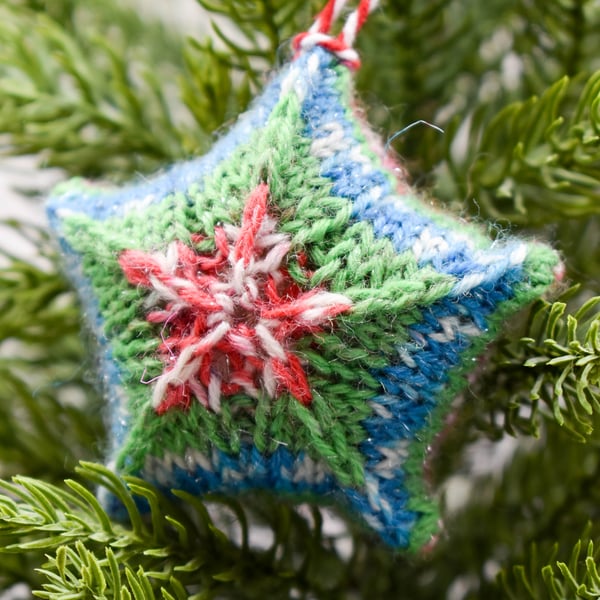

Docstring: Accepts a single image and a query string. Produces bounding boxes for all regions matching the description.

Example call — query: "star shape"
[118,182,352,414]
[48,47,559,550]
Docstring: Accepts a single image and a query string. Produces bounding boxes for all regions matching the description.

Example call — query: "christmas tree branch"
[8,0,185,67]
[0,3,259,180]
[465,287,600,441]
[0,461,416,598]
[0,223,102,481]
[502,523,600,600]
[435,420,600,598]
[180,38,252,143]
[195,0,321,80]
[515,0,594,87]
[458,72,600,226]
[0,462,247,596]
[520,293,600,439]
[0,4,188,178]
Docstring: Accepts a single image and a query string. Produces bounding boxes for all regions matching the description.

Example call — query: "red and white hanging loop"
[293,0,380,69]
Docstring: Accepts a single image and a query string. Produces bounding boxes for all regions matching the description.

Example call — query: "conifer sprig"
[502,524,600,600]
[195,0,321,81]
[465,288,600,441]
[0,224,102,481]
[460,72,600,226]
[515,0,599,85]
[0,462,404,598]
[0,5,185,178]
[0,3,258,179]
[521,293,600,439]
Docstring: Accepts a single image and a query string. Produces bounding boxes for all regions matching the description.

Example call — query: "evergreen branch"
[432,421,600,598]
[502,524,600,599]
[0,223,103,480]
[548,539,600,599]
[448,71,600,225]
[515,0,600,88]
[0,462,388,598]
[195,0,320,79]
[7,0,185,67]
[0,460,484,599]
[0,463,237,596]
[180,38,251,145]
[0,5,200,179]
[519,292,600,439]
[0,3,276,180]
[36,544,185,600]
[464,287,600,441]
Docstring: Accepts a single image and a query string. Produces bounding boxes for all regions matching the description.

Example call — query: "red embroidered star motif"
[119,183,352,414]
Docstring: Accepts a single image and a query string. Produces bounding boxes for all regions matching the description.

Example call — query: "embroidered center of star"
[119,183,352,414]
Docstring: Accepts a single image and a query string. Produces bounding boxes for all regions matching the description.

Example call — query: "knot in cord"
[292,0,379,69]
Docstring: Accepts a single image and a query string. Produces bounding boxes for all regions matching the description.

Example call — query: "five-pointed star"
[47,47,558,550]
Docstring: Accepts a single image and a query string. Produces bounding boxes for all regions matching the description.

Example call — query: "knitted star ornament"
[47,0,560,551]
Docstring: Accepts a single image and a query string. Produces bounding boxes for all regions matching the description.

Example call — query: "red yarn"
[233,183,268,265]
[292,0,377,69]
[353,0,371,34]
[119,184,352,414]
[316,0,338,34]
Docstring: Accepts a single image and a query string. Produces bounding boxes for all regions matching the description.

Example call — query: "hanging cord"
[293,0,380,69]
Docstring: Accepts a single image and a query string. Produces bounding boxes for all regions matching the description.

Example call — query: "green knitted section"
[62,91,457,487]
[405,243,560,552]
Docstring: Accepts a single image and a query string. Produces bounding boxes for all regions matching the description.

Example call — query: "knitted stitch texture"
[47,45,560,551]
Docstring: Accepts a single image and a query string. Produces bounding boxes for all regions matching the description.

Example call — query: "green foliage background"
[0,0,599,598]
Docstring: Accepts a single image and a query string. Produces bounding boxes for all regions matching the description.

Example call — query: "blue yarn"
[364,270,520,441]
[164,447,337,498]
[301,48,528,291]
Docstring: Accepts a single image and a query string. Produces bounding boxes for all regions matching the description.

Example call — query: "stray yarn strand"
[385,120,445,152]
